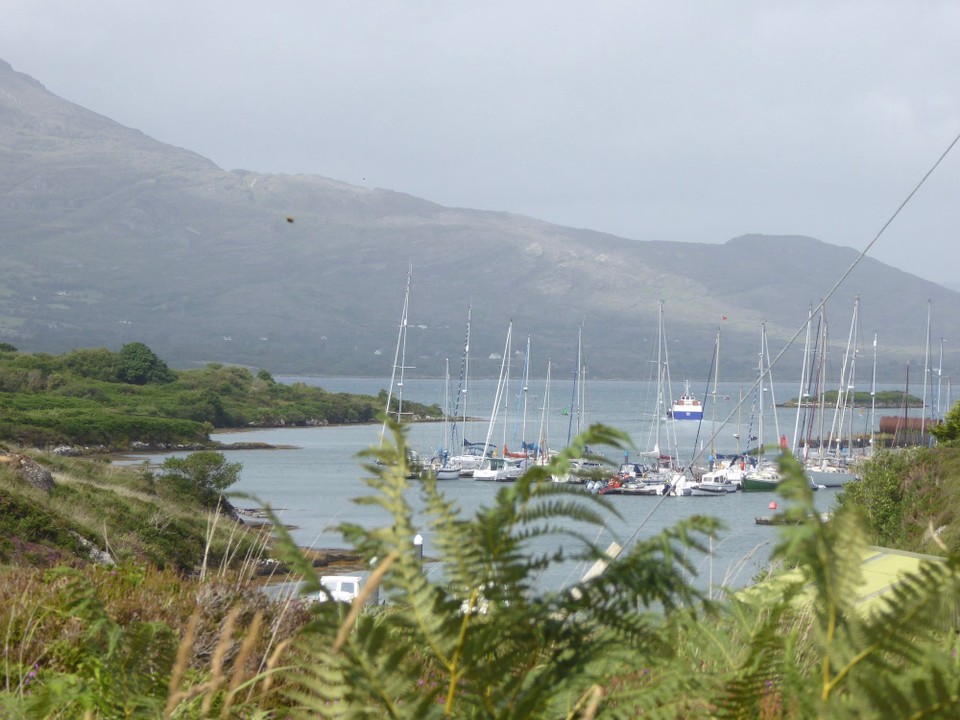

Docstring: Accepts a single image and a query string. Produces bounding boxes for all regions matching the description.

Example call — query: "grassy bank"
[0,450,262,572]
[837,445,960,554]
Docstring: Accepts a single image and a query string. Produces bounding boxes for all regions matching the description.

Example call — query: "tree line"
[0,343,441,449]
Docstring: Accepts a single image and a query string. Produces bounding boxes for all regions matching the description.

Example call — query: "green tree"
[931,398,960,444]
[835,448,918,546]
[160,451,241,509]
[62,347,121,382]
[162,388,231,425]
[116,342,176,385]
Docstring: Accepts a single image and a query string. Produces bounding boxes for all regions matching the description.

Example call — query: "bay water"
[126,376,918,595]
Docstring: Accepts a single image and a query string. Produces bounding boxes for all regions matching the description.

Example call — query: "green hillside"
[0,344,440,450]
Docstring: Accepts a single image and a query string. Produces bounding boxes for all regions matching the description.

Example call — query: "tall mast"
[538,359,552,464]
[828,295,859,462]
[921,300,931,444]
[736,386,743,455]
[757,323,765,461]
[709,327,721,459]
[801,306,825,452]
[442,357,450,458]
[657,301,680,464]
[745,323,764,459]
[380,264,412,446]
[482,321,512,460]
[763,321,781,448]
[463,305,471,431]
[519,335,531,449]
[449,305,472,453]
[579,361,588,436]
[896,362,911,447]
[396,269,413,423]
[502,324,512,452]
[816,308,828,463]
[847,297,861,457]
[566,323,583,447]
[793,305,813,459]
[870,332,878,454]
[655,302,664,456]
[948,378,953,421]
[936,337,945,424]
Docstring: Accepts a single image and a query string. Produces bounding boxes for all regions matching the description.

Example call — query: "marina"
[122,375,930,594]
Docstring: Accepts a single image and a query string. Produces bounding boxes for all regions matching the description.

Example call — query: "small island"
[0,343,442,452]
[780,390,923,408]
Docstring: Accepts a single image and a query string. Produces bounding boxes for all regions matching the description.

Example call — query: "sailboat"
[551,325,606,484]
[567,331,604,481]
[604,301,687,496]
[566,323,585,448]
[433,358,460,480]
[535,358,555,466]
[806,297,859,487]
[503,335,537,460]
[377,266,424,478]
[379,266,411,439]
[474,321,523,482]
[445,306,487,477]
[692,328,740,494]
[741,322,787,492]
[796,303,830,467]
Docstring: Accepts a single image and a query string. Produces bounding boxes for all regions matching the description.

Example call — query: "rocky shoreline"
[253,547,367,580]
[235,508,366,578]
[52,440,285,459]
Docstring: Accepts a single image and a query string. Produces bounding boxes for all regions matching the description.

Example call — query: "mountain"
[2,58,958,384]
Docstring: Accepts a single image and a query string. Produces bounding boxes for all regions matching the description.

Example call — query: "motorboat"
[670,380,704,420]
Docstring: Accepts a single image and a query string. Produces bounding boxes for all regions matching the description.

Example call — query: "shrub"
[61,347,121,383]
[116,342,176,385]
[836,448,918,546]
[160,451,241,510]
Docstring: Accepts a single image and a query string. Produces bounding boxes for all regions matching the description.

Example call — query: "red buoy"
[769,501,778,510]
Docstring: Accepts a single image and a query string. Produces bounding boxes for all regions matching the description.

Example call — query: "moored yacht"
[473,456,523,482]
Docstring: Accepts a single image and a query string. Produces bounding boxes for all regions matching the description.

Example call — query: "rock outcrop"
[0,453,55,493]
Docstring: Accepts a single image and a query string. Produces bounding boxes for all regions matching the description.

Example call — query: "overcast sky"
[2,1,959,284]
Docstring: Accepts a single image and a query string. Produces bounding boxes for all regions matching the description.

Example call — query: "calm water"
[126,377,923,594]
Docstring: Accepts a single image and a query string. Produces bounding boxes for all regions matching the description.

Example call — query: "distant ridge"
[2,58,959,382]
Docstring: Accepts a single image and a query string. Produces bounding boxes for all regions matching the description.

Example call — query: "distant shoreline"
[777,402,920,409]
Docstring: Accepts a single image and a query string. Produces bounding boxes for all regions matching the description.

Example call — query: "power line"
[622,127,960,551]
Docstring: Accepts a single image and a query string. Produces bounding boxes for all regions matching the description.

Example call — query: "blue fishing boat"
[670,380,703,420]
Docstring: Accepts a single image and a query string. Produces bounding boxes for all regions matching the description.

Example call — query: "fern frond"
[283,422,727,718]
[724,452,960,717]
[244,496,326,598]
